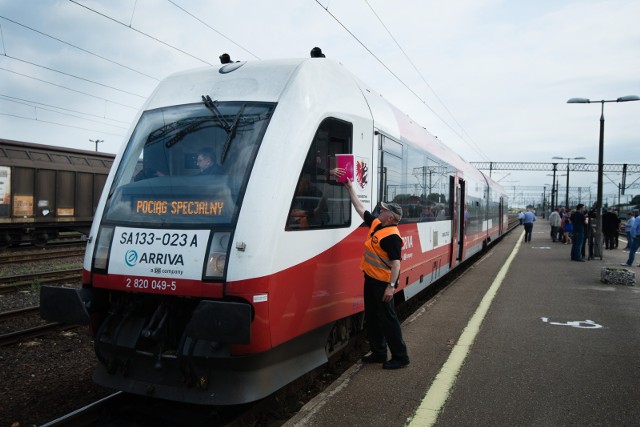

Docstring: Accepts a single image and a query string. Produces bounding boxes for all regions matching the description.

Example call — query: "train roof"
[0,138,114,173]
[143,58,504,194]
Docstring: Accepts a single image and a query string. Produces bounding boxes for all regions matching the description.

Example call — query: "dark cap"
[380,202,402,220]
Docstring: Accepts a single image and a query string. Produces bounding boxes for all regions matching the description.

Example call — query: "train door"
[13,167,35,218]
[35,169,56,219]
[455,178,466,261]
[499,196,505,234]
[76,173,94,218]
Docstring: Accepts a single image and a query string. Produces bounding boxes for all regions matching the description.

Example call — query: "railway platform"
[284,225,640,426]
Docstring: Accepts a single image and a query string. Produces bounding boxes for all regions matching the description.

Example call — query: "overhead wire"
[2,54,147,99]
[166,0,261,60]
[0,66,139,110]
[362,0,489,161]
[0,94,131,127]
[0,15,160,81]
[0,112,126,137]
[1,0,258,142]
[5,1,486,161]
[69,0,214,66]
[314,0,490,161]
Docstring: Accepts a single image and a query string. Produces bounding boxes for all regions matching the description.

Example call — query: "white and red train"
[41,53,508,405]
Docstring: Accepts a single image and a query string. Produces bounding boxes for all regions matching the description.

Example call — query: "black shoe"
[382,358,409,369]
[362,353,387,364]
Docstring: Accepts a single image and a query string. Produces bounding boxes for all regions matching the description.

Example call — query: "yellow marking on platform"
[407,232,524,426]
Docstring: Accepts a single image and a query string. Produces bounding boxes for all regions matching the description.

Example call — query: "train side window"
[378,138,452,223]
[286,118,352,230]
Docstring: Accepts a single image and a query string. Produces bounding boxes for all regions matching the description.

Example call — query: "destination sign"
[135,199,224,216]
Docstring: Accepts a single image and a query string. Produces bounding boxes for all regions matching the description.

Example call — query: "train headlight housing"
[93,227,114,271]
[205,232,231,279]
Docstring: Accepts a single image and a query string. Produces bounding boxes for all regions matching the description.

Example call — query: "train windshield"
[103,101,274,226]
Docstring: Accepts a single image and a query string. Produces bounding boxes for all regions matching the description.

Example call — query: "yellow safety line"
[407,231,524,426]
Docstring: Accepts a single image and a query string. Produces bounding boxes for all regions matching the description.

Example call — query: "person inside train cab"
[196,148,223,175]
[338,170,410,370]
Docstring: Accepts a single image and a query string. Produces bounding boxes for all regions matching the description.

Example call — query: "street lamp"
[567,94,640,259]
[552,156,586,209]
[546,170,557,211]
[89,139,104,152]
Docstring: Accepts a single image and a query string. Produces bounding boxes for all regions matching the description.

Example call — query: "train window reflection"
[378,137,454,223]
[103,102,274,225]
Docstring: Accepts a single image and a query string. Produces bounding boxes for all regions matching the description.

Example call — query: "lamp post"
[552,156,586,209]
[549,162,558,210]
[567,95,640,259]
[89,139,104,152]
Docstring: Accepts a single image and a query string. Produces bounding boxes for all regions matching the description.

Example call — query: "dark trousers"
[363,275,409,362]
[524,223,533,242]
[551,226,559,242]
[604,232,616,249]
[572,232,584,260]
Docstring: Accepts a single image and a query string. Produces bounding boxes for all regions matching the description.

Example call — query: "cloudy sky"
[1,0,638,205]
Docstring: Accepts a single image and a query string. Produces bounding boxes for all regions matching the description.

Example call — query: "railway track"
[40,392,126,427]
[0,320,74,346]
[0,247,86,264]
[0,305,40,320]
[0,268,83,294]
[0,305,79,346]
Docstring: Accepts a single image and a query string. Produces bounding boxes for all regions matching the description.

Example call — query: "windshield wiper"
[220,104,245,164]
[202,95,245,164]
[202,95,230,133]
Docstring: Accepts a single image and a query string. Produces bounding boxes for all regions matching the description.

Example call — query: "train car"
[41,54,508,405]
[0,139,114,248]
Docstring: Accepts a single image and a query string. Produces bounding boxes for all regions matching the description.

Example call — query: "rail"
[0,269,83,294]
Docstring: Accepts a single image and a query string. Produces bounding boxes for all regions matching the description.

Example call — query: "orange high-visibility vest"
[360,218,403,282]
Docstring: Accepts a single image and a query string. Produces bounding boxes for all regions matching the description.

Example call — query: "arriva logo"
[125,250,138,267]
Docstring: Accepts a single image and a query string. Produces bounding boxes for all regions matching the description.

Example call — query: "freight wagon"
[0,139,114,247]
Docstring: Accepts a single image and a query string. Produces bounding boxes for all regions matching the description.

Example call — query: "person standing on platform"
[523,208,536,242]
[557,208,566,243]
[341,176,410,370]
[570,204,586,261]
[518,211,525,225]
[602,208,618,250]
[549,208,561,242]
[623,211,635,250]
[622,212,640,267]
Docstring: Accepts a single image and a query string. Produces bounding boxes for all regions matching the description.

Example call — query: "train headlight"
[205,232,231,278]
[93,227,114,271]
